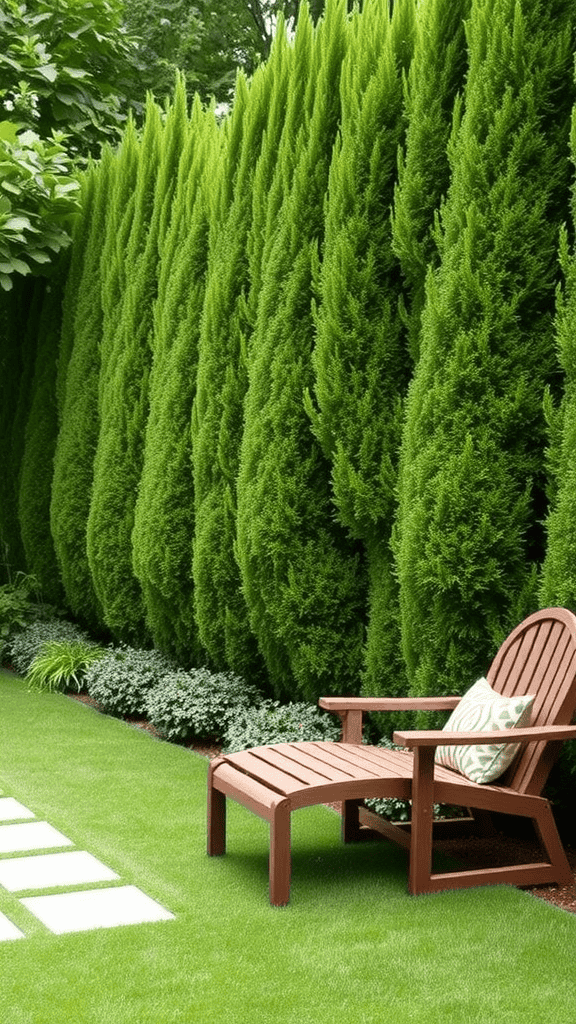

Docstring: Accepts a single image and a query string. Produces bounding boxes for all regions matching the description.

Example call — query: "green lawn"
[1,669,576,1023]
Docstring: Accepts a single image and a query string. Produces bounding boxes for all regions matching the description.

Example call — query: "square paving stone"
[0,851,119,892]
[0,799,35,822]
[21,885,175,934]
[0,911,25,941]
[0,822,73,854]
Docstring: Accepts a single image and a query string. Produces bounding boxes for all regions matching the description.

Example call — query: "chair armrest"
[319,697,461,713]
[393,724,576,748]
[319,696,461,745]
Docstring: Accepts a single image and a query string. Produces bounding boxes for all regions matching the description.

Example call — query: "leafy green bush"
[145,669,263,743]
[0,572,42,661]
[84,645,175,717]
[0,124,80,292]
[26,639,106,693]
[223,700,340,753]
[8,617,91,674]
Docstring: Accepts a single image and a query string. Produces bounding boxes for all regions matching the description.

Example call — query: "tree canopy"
[123,0,328,104]
[0,0,141,289]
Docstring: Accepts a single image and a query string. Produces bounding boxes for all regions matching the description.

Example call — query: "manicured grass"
[1,669,576,1023]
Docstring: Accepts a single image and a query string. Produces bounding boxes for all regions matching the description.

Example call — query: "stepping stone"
[0,911,24,941]
[0,851,119,892]
[21,885,175,934]
[0,822,72,855]
[0,798,35,822]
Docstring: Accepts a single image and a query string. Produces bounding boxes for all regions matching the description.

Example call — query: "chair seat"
[213,740,529,814]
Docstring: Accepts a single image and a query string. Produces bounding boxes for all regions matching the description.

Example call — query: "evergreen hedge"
[86,94,165,643]
[237,0,367,703]
[312,0,414,715]
[192,32,291,682]
[394,0,575,716]
[50,153,115,627]
[131,97,219,663]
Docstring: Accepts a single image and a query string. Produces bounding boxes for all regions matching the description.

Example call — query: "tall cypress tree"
[131,98,220,663]
[394,0,574,714]
[50,149,116,628]
[540,109,576,611]
[191,26,290,680]
[87,90,178,642]
[391,0,471,362]
[237,0,366,702]
[311,0,415,711]
[0,277,36,581]
[54,168,98,423]
[18,262,68,604]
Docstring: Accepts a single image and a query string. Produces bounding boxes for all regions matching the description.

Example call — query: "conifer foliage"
[192,27,291,680]
[237,0,367,702]
[131,98,219,663]
[391,0,471,362]
[394,0,575,709]
[8,0,576,809]
[86,93,169,643]
[541,111,576,611]
[312,0,415,704]
[18,265,67,604]
[50,152,115,628]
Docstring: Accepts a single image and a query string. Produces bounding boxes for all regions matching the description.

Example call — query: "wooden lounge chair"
[207,607,576,904]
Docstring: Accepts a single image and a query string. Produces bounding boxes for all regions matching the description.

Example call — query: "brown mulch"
[68,692,576,914]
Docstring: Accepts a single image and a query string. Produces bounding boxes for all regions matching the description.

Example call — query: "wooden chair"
[207,608,576,904]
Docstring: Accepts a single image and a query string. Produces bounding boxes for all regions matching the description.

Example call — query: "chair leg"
[342,799,363,843]
[207,776,226,857]
[269,798,291,906]
[409,746,435,895]
[533,800,574,886]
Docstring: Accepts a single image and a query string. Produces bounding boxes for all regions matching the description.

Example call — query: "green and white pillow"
[434,677,534,784]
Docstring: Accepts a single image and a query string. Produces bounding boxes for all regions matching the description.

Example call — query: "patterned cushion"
[434,677,535,784]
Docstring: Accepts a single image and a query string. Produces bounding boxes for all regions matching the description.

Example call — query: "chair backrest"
[487,607,576,795]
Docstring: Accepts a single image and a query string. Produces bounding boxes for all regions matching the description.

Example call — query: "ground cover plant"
[223,699,341,751]
[8,617,93,675]
[145,669,263,743]
[1,669,576,1024]
[83,644,175,717]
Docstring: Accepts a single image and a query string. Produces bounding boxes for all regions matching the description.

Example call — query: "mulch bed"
[68,692,576,914]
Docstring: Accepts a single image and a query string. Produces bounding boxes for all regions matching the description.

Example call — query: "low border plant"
[145,669,263,743]
[0,573,45,663]
[8,618,93,675]
[223,700,341,753]
[26,639,107,693]
[84,645,176,717]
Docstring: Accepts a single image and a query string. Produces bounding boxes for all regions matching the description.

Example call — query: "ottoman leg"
[269,798,291,906]
[207,772,227,857]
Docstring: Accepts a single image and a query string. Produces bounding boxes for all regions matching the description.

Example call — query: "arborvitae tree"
[394,0,575,716]
[391,0,471,362]
[0,277,36,581]
[131,98,220,663]
[540,109,576,610]
[50,151,116,628]
[237,0,366,702]
[246,6,314,316]
[87,90,179,643]
[311,0,414,714]
[54,168,98,422]
[98,118,141,392]
[192,26,290,680]
[18,262,68,603]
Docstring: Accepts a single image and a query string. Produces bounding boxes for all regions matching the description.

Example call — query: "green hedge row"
[2,0,576,742]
